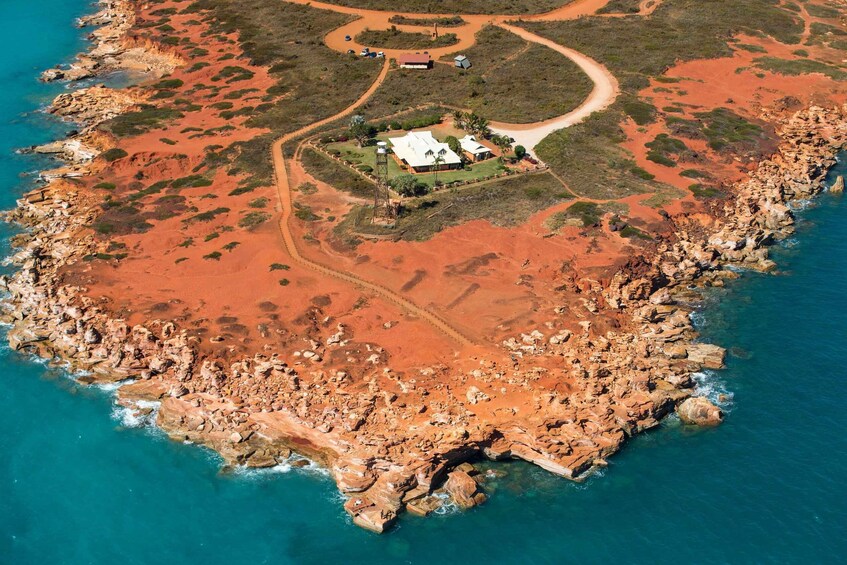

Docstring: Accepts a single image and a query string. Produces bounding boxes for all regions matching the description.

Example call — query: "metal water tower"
[375,141,389,181]
[373,141,394,225]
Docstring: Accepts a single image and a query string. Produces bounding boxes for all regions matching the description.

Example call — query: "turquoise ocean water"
[2,1,847,562]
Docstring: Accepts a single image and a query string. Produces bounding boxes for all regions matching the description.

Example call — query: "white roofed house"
[388,131,463,173]
[459,135,492,162]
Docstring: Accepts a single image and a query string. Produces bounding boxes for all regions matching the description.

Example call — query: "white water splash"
[431,491,459,516]
[93,378,136,393]
[112,399,160,428]
[789,198,815,212]
[234,454,331,479]
[692,370,734,411]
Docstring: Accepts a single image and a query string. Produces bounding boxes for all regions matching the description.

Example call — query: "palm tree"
[492,135,512,160]
[432,154,445,186]
[475,116,491,139]
[452,110,465,129]
[465,113,490,138]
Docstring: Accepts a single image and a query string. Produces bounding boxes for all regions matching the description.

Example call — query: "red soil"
[58,0,845,408]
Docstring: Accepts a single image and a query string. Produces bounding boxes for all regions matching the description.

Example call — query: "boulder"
[406,495,443,517]
[445,470,487,509]
[465,386,489,405]
[831,175,844,194]
[686,343,726,369]
[83,327,102,344]
[677,397,723,426]
[343,497,397,534]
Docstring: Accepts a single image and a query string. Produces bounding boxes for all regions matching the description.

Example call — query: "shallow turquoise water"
[2,1,847,563]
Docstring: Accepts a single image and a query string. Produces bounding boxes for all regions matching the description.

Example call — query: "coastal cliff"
[3,0,847,534]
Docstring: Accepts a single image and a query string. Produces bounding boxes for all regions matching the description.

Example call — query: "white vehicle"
[360,47,370,57]
[376,51,385,58]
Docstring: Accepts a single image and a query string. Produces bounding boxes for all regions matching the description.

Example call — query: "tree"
[466,113,490,138]
[492,134,512,158]
[432,154,445,186]
[349,114,373,147]
[445,135,465,165]
[514,145,527,159]
[452,110,466,129]
[445,135,461,154]
[390,174,427,197]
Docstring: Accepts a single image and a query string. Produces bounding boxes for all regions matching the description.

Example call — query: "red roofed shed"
[398,53,433,70]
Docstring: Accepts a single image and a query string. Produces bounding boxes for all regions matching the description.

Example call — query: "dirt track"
[487,22,619,151]
[271,60,476,347]
[270,0,657,346]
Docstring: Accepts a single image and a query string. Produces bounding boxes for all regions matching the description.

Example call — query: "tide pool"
[2,1,846,563]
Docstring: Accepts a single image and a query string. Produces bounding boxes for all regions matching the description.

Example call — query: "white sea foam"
[93,378,136,393]
[234,454,331,479]
[723,264,749,274]
[112,399,161,428]
[789,198,815,212]
[692,371,734,411]
[688,309,706,329]
[431,491,459,516]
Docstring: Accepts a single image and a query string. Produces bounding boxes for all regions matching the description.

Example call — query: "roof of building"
[398,53,432,66]
[459,135,490,155]
[388,131,462,169]
[454,55,468,62]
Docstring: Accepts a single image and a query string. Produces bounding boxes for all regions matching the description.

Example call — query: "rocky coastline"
[40,0,181,82]
[3,0,847,535]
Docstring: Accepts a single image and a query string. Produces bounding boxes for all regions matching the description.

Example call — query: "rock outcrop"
[832,175,844,194]
[445,468,487,509]
[677,397,723,426]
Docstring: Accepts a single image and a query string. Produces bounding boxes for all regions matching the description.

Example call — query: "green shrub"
[187,207,230,223]
[238,211,271,228]
[102,148,128,162]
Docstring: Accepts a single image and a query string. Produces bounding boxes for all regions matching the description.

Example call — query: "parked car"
[376,51,385,58]
[345,35,351,41]
[347,49,355,54]
[360,47,370,56]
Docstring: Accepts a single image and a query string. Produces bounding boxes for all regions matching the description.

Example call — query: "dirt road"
[271,60,476,347]
[488,23,618,152]
[269,0,660,346]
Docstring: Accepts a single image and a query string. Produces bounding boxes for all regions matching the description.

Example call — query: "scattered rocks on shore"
[50,85,141,127]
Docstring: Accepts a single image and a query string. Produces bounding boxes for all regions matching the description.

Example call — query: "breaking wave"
[234,454,331,479]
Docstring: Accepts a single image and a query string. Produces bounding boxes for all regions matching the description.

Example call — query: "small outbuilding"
[398,53,433,70]
[459,135,492,161]
[454,55,471,69]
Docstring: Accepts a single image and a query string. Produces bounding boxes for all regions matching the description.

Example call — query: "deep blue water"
[2,1,847,563]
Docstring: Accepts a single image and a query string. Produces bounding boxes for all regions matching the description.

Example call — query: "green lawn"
[324,132,508,188]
